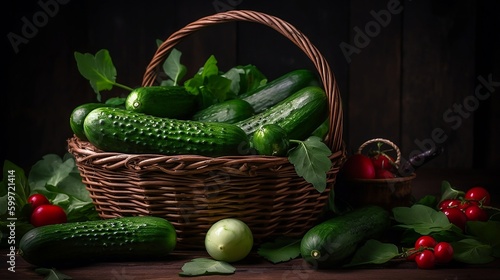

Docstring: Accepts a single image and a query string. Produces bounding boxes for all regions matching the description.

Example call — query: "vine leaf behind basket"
[74,49,133,101]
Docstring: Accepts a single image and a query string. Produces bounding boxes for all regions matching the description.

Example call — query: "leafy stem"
[113,82,133,92]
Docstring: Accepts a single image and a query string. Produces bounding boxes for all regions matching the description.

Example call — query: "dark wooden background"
[3,0,499,172]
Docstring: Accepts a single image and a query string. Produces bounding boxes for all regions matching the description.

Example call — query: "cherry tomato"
[465,186,491,206]
[464,204,488,221]
[342,154,376,179]
[414,235,437,249]
[438,199,460,210]
[30,204,67,227]
[442,208,467,231]
[27,193,51,211]
[415,250,435,269]
[434,242,454,263]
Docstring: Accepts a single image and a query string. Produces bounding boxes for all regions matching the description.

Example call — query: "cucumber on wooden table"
[300,205,391,268]
[19,216,177,267]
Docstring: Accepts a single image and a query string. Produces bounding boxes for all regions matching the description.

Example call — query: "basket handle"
[357,138,401,165]
[142,10,343,152]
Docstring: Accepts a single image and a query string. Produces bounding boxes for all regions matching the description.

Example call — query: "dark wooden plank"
[7,249,500,280]
[401,0,476,168]
[473,0,500,170]
[346,0,403,154]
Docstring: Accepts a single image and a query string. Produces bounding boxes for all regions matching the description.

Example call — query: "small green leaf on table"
[289,136,332,193]
[257,237,302,263]
[179,258,235,276]
[467,220,500,257]
[35,268,72,280]
[451,238,495,264]
[344,239,400,267]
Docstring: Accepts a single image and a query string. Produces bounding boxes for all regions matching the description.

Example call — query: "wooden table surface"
[3,168,499,280]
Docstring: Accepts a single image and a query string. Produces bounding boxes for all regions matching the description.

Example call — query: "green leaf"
[288,136,332,192]
[466,220,500,257]
[28,154,99,222]
[223,67,243,95]
[179,258,235,276]
[392,204,452,235]
[416,194,437,208]
[183,55,232,109]
[439,180,465,203]
[232,64,267,95]
[104,97,126,107]
[257,237,301,263]
[0,160,30,218]
[162,48,187,86]
[74,49,116,101]
[29,154,89,201]
[35,268,73,280]
[74,49,132,101]
[205,74,232,102]
[344,239,400,267]
[451,238,495,264]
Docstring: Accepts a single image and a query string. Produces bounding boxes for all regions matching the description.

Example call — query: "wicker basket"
[337,138,415,210]
[67,10,345,249]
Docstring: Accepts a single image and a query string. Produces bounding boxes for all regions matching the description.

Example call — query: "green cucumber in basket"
[83,107,249,157]
[251,124,290,156]
[19,216,177,266]
[300,205,390,268]
[70,103,111,140]
[192,98,255,123]
[125,85,197,119]
[239,69,319,113]
[235,86,328,141]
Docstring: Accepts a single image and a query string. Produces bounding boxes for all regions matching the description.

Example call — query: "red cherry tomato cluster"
[27,193,67,227]
[438,186,491,231]
[342,152,398,180]
[407,235,454,269]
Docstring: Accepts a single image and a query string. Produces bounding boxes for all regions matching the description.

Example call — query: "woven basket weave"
[68,10,345,249]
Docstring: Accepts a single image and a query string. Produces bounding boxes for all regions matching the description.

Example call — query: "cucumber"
[125,85,197,119]
[240,69,318,113]
[235,86,328,141]
[192,99,255,124]
[70,103,110,140]
[251,124,290,156]
[83,107,249,157]
[311,118,329,140]
[300,205,390,268]
[18,216,177,266]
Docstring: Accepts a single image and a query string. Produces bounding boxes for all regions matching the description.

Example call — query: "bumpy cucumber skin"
[19,216,177,266]
[251,124,290,156]
[84,107,249,157]
[70,103,110,140]
[300,205,390,268]
[125,86,197,119]
[192,99,255,124]
[240,69,318,113]
[236,86,328,141]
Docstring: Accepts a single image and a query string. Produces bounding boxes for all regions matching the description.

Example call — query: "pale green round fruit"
[205,218,254,263]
